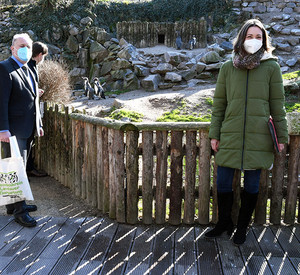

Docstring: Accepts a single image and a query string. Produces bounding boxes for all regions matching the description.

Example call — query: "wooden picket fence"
[35,103,300,225]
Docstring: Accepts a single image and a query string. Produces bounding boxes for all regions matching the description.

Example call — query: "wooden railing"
[35,103,300,225]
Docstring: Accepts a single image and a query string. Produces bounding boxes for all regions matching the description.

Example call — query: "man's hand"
[0,131,11,142]
[211,139,220,153]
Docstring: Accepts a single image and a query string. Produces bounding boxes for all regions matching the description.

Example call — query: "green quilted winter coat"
[209,55,288,170]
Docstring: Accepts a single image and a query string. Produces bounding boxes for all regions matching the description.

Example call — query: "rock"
[172,84,189,91]
[111,69,132,80]
[69,25,79,36]
[194,62,206,73]
[286,58,298,67]
[208,43,226,56]
[178,69,197,81]
[150,63,174,74]
[111,58,131,70]
[78,48,88,68]
[205,62,223,71]
[164,52,188,66]
[141,74,161,92]
[69,67,86,77]
[134,65,150,77]
[291,29,300,36]
[280,66,289,73]
[90,41,109,62]
[124,71,140,90]
[118,44,139,60]
[158,82,175,89]
[100,61,113,76]
[272,24,283,33]
[95,28,112,44]
[276,42,292,52]
[66,35,79,53]
[220,41,233,51]
[46,44,61,55]
[287,112,300,135]
[80,17,93,25]
[200,51,222,64]
[164,72,182,82]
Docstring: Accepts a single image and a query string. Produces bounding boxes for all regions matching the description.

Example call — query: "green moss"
[285,102,300,113]
[205,97,213,106]
[156,110,211,122]
[107,109,143,122]
[282,70,300,80]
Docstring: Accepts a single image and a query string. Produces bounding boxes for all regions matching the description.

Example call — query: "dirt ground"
[0,175,103,218]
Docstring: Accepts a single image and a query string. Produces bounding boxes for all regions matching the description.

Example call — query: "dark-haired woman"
[205,19,288,245]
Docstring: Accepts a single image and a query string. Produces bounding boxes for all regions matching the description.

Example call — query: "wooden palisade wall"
[35,103,300,225]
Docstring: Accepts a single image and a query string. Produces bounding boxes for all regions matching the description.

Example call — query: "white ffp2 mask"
[243,39,263,54]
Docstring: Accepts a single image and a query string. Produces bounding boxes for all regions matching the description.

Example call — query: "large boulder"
[164,52,188,66]
[111,58,132,70]
[118,44,139,60]
[90,41,109,62]
[123,71,140,90]
[66,35,79,53]
[150,63,174,74]
[164,72,182,82]
[141,74,161,92]
[200,51,222,64]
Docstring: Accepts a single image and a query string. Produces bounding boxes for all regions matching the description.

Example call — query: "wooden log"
[254,169,269,225]
[155,130,168,224]
[142,131,154,224]
[102,127,110,213]
[126,130,139,224]
[169,131,183,225]
[96,126,104,212]
[115,129,126,223]
[86,123,97,207]
[183,131,197,224]
[270,145,287,225]
[74,120,84,197]
[232,169,241,225]
[284,135,300,224]
[54,105,61,181]
[108,128,116,219]
[198,130,211,225]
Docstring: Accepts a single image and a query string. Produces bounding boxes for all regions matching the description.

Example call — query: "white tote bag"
[0,136,34,206]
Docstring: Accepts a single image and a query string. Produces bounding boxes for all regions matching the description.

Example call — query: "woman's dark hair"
[32,41,48,58]
[233,19,274,55]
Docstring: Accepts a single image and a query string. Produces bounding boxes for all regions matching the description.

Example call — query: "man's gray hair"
[12,33,33,46]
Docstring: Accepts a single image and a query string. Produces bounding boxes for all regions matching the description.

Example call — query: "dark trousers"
[217,166,261,194]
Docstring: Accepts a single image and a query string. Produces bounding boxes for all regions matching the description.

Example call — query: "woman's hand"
[211,139,220,152]
[278,143,285,153]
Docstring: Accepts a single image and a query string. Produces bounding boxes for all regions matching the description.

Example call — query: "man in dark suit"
[0,33,44,227]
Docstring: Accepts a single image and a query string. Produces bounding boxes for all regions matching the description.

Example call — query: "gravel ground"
[0,175,103,218]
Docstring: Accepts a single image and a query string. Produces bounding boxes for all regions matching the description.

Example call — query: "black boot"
[233,191,258,246]
[6,202,37,215]
[13,201,37,227]
[205,192,234,238]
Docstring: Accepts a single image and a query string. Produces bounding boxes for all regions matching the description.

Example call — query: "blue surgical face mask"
[17,47,32,62]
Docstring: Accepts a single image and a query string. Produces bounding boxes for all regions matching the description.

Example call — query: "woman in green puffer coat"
[205,19,288,245]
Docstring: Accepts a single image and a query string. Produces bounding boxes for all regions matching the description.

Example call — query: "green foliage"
[282,70,300,80]
[107,109,144,122]
[14,0,231,41]
[285,103,300,113]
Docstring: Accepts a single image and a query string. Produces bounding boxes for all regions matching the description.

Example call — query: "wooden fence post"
[155,130,168,224]
[183,130,197,224]
[169,130,183,225]
[270,145,287,225]
[284,135,300,224]
[126,130,139,224]
[142,131,154,224]
[198,129,211,225]
[255,169,269,225]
